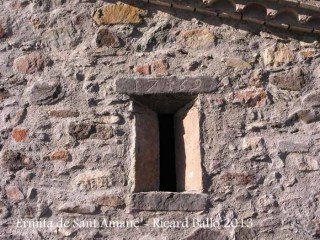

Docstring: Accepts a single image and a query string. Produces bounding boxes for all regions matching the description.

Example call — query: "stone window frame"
[115,77,216,212]
[128,95,207,211]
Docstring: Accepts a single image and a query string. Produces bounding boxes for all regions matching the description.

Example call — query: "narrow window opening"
[158,114,177,192]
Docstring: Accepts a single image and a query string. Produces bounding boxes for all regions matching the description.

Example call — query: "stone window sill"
[129,192,208,212]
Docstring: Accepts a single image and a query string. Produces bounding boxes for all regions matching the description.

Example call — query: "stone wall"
[0,0,320,239]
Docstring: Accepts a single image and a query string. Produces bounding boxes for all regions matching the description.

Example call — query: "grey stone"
[37,202,51,218]
[1,150,25,171]
[115,77,218,94]
[278,141,310,153]
[130,192,208,211]
[295,109,320,123]
[29,81,63,105]
[302,91,320,107]
[58,203,97,215]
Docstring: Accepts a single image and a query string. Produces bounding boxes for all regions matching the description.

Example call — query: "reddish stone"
[49,150,69,161]
[135,64,151,76]
[232,88,267,107]
[151,60,169,76]
[269,70,304,91]
[12,128,28,142]
[13,52,46,74]
[5,186,24,202]
[220,172,254,185]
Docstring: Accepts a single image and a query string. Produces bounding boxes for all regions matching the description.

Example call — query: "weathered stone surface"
[175,106,203,192]
[1,0,320,238]
[151,60,169,76]
[220,172,254,186]
[37,202,51,218]
[230,88,267,107]
[94,195,125,208]
[11,128,28,142]
[262,44,294,66]
[223,57,251,70]
[69,122,95,140]
[132,102,159,192]
[91,125,114,140]
[93,3,146,25]
[43,27,80,50]
[278,141,310,153]
[74,170,111,191]
[95,115,121,124]
[300,49,317,58]
[13,52,46,74]
[0,201,9,219]
[295,156,319,172]
[269,69,304,91]
[135,64,151,76]
[135,59,169,76]
[130,192,208,211]
[49,150,69,161]
[0,88,10,101]
[302,91,320,107]
[234,227,256,240]
[256,193,278,213]
[48,110,80,118]
[0,23,5,38]
[179,29,215,49]
[58,203,96,214]
[95,27,120,48]
[5,186,24,202]
[116,77,218,94]
[243,137,265,150]
[1,150,26,171]
[183,229,228,240]
[290,109,320,123]
[29,81,62,105]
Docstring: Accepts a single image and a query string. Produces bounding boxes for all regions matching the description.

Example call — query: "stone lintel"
[115,77,218,95]
[130,192,208,212]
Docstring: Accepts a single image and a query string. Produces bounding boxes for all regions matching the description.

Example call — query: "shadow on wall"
[103,0,320,42]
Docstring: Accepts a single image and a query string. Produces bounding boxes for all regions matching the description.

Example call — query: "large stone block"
[130,192,208,211]
[175,106,203,192]
[115,77,218,94]
[93,3,146,25]
[132,102,159,192]
[179,28,215,49]
[269,69,304,91]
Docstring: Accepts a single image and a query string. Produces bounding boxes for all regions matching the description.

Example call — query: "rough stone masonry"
[0,0,320,239]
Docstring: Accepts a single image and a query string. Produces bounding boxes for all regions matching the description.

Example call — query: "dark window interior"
[158,114,177,192]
